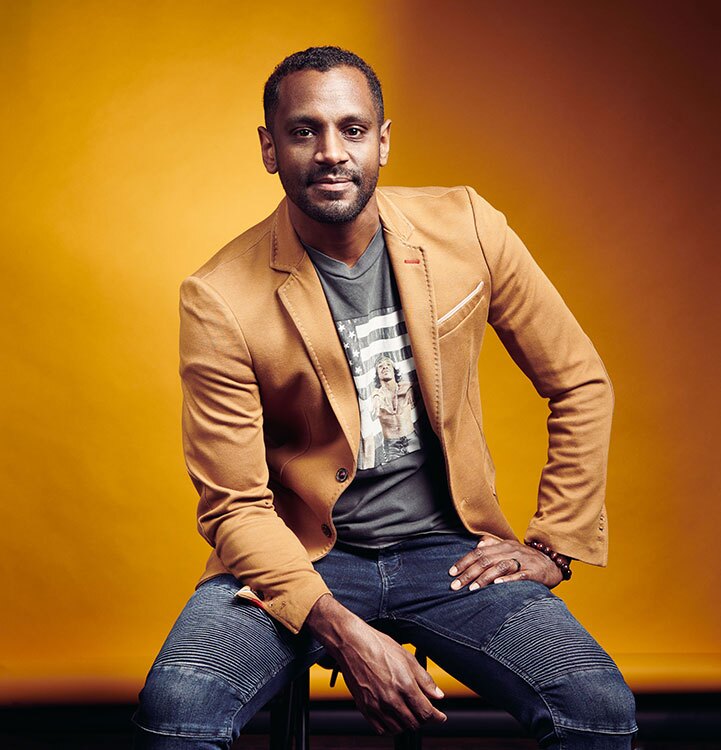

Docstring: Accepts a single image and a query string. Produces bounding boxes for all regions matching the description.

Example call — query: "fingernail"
[476,540,485,547]
[493,577,504,584]
[448,566,458,576]
[450,579,461,590]
[435,687,444,698]
[469,582,479,591]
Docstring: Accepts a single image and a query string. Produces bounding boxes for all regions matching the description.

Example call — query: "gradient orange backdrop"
[2,1,719,703]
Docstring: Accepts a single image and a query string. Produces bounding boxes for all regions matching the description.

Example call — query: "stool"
[269,649,427,749]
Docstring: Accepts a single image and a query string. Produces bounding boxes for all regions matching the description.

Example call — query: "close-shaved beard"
[278,163,378,225]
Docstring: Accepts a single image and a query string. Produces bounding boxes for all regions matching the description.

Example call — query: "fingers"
[405,693,447,729]
[464,557,521,590]
[343,634,446,735]
[399,665,447,731]
[363,669,446,735]
[449,538,520,590]
[448,535,500,578]
[448,537,561,591]
[411,658,445,701]
[492,570,528,585]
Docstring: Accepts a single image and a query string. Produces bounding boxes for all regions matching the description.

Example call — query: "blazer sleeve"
[467,187,614,565]
[179,275,331,633]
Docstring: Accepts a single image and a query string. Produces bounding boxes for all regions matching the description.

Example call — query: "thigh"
[390,536,637,745]
[133,575,322,747]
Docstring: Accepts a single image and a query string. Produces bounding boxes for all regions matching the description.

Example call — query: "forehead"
[275,66,375,122]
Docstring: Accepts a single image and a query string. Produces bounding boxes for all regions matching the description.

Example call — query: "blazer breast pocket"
[437,280,486,339]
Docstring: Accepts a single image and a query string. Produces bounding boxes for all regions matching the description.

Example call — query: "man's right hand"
[305,594,447,735]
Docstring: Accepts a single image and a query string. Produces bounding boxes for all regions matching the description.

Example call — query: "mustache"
[306,168,360,185]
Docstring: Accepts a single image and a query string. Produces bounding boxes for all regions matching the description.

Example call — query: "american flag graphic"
[335,305,425,470]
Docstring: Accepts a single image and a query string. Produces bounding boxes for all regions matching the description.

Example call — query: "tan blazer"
[180,186,613,633]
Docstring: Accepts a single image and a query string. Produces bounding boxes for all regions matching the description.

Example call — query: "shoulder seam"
[193,226,272,281]
[464,186,495,293]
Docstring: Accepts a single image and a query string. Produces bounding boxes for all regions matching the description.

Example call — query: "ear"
[379,119,392,167]
[258,126,278,174]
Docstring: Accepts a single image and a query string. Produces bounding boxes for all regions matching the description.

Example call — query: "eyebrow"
[285,113,375,129]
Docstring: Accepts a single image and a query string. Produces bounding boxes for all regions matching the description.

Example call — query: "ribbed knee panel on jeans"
[484,597,637,737]
[133,577,312,743]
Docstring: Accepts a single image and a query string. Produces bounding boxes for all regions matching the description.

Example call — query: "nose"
[314,129,348,165]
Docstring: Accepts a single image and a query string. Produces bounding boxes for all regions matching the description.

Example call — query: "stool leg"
[394,730,417,750]
[292,668,310,750]
[269,681,293,750]
[268,669,310,750]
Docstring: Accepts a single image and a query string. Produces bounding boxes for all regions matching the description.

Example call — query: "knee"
[133,664,238,743]
[550,668,637,735]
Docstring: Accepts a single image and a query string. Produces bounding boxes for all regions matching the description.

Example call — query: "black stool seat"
[269,649,427,749]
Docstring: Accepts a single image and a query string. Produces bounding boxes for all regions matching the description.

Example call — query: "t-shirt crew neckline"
[302,225,384,280]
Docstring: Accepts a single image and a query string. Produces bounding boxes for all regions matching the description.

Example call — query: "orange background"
[2,1,719,702]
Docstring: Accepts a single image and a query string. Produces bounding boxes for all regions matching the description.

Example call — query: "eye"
[293,128,314,138]
[345,126,365,138]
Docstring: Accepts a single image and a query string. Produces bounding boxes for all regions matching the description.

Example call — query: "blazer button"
[335,467,349,482]
[321,524,332,538]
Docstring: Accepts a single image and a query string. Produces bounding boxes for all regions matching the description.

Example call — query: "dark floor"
[230,741,719,750]
[1,695,719,749]
[2,736,720,749]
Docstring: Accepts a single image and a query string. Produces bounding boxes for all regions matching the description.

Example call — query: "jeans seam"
[152,660,248,699]
[558,724,639,737]
[392,614,484,651]
[479,644,566,742]
[377,559,389,618]
[484,596,551,647]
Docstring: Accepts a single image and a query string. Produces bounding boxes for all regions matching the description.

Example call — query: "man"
[370,354,419,463]
[133,46,637,748]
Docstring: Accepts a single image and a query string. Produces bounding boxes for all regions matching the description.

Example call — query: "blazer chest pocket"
[437,280,486,338]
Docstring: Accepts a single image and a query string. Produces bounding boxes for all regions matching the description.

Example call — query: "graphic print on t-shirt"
[336,304,424,470]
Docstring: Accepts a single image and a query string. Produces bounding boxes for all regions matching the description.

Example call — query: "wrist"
[526,540,573,580]
[305,594,357,649]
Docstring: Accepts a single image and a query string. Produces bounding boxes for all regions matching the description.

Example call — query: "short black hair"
[373,355,401,388]
[263,46,384,130]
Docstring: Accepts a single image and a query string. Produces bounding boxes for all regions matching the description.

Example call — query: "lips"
[308,171,358,187]
[310,179,354,193]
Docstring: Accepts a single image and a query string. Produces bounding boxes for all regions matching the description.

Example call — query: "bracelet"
[526,540,573,580]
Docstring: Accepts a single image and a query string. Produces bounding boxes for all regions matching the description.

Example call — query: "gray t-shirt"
[305,227,463,548]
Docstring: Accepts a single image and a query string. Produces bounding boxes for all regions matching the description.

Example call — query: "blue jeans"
[132,533,637,748]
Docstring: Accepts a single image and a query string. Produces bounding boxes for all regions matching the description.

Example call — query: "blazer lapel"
[271,200,361,459]
[377,191,443,437]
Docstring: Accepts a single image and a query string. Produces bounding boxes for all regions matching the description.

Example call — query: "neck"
[287,196,381,268]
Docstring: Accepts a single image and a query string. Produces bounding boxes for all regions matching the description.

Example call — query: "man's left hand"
[448,536,564,591]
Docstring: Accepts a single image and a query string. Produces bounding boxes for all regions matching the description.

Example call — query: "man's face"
[259,66,390,224]
[376,357,395,382]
